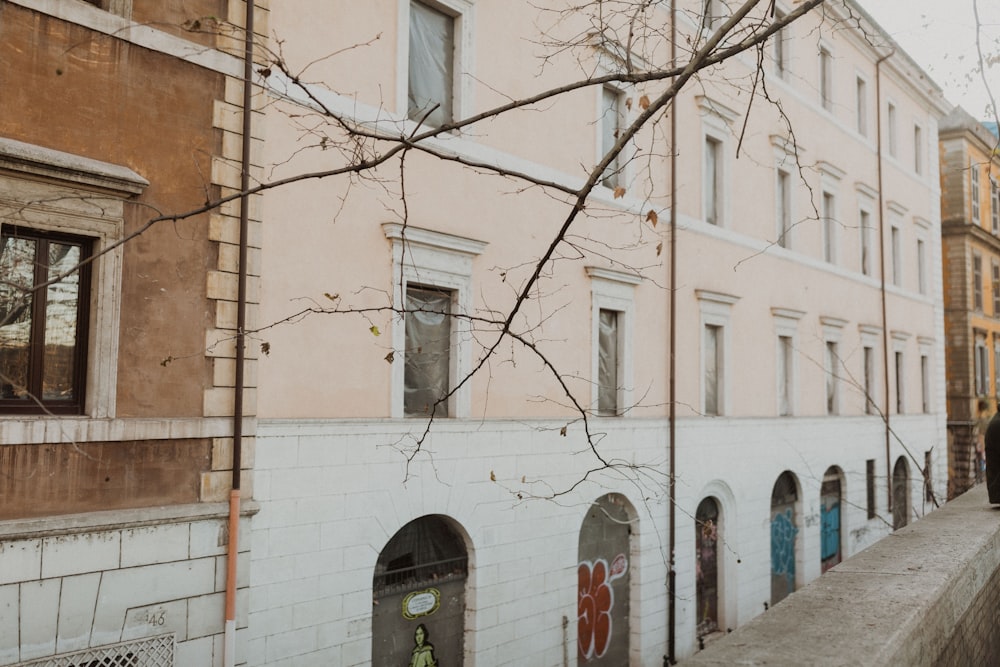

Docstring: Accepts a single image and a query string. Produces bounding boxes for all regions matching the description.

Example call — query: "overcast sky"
[862,0,999,120]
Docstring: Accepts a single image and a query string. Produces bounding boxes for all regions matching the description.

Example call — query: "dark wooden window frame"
[0,225,92,415]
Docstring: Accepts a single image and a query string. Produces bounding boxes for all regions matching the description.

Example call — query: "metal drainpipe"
[666,1,678,664]
[224,1,254,665]
[875,50,895,520]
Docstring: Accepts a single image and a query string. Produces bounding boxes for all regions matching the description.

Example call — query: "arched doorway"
[695,496,721,637]
[820,467,843,573]
[770,471,799,606]
[372,515,469,666]
[578,493,635,665]
[893,457,909,530]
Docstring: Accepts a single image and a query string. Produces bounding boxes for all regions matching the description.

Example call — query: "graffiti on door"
[770,508,797,592]
[578,554,627,660]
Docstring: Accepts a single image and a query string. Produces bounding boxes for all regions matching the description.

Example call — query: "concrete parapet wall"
[683,485,1000,666]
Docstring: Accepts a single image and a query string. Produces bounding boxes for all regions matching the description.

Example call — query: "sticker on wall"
[408,623,438,667]
[402,588,441,620]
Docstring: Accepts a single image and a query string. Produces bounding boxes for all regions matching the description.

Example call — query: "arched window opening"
[695,496,721,638]
[578,493,634,665]
[770,471,799,606]
[820,467,843,572]
[372,515,468,666]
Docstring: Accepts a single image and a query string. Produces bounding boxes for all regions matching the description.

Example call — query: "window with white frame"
[702,0,727,34]
[971,160,981,224]
[917,337,932,414]
[705,136,723,225]
[974,252,984,311]
[890,225,901,286]
[823,191,836,263]
[818,162,843,265]
[894,347,905,414]
[887,102,897,157]
[860,207,874,276]
[587,267,638,417]
[404,284,454,416]
[699,290,739,416]
[404,0,472,128]
[975,334,989,396]
[699,96,738,228]
[819,45,833,111]
[384,223,486,418]
[776,168,792,248]
[822,317,845,415]
[913,217,931,295]
[894,348,905,413]
[913,124,923,175]
[920,349,931,414]
[860,325,880,415]
[773,308,803,417]
[600,86,627,190]
[772,8,788,77]
[855,75,868,136]
[0,138,144,418]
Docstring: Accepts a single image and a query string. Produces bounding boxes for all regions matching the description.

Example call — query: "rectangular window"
[601,86,625,189]
[993,262,1000,314]
[995,340,1000,398]
[705,137,722,225]
[777,169,791,248]
[702,0,723,33]
[778,334,793,416]
[891,226,901,286]
[819,47,832,110]
[913,125,923,174]
[408,0,455,127]
[991,178,999,234]
[917,239,927,295]
[0,226,91,414]
[971,161,981,224]
[704,323,722,415]
[895,350,904,414]
[974,253,984,310]
[921,353,930,414]
[975,338,989,396]
[404,285,453,417]
[860,209,873,276]
[597,308,621,416]
[866,459,876,519]
[864,345,875,415]
[773,9,787,76]
[887,103,897,157]
[823,191,836,263]
[856,76,867,135]
[825,340,839,415]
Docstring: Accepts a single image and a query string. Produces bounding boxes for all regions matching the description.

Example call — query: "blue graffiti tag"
[770,508,798,588]
[820,502,840,562]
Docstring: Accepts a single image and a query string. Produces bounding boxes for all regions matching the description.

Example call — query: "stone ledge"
[684,485,1000,666]
[0,501,259,541]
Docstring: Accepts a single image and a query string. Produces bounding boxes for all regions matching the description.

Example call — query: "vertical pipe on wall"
[666,1,678,663]
[875,50,895,520]
[225,1,255,665]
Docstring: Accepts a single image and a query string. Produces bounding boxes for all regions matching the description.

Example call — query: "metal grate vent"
[17,634,174,667]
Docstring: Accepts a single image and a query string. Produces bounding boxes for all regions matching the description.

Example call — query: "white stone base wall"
[250,415,946,666]
[0,505,252,667]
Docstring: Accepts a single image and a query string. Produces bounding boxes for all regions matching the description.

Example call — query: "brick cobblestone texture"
[935,562,1000,667]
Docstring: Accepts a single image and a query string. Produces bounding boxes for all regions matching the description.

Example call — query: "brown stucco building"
[0,1,263,663]
[940,106,1000,497]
